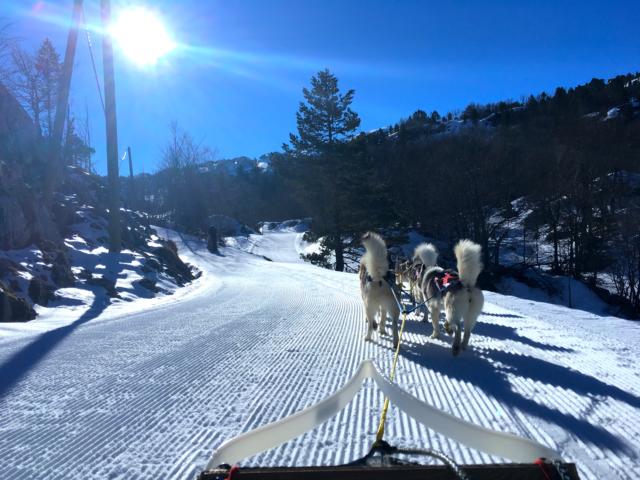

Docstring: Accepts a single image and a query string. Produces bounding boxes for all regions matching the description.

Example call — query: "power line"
[81,4,106,114]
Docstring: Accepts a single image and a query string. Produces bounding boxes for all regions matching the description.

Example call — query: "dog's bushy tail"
[454,239,483,288]
[361,232,388,281]
[413,243,439,267]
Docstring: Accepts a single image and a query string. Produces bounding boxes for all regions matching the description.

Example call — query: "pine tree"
[287,69,360,154]
[35,38,61,138]
[280,69,361,271]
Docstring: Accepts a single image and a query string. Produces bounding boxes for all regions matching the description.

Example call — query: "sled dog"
[395,258,412,287]
[410,243,439,319]
[421,239,484,356]
[359,232,400,347]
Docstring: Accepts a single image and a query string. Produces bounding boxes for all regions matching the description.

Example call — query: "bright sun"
[110,7,176,67]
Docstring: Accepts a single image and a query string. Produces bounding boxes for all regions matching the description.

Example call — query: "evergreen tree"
[34,38,61,138]
[286,69,360,154]
[279,69,361,271]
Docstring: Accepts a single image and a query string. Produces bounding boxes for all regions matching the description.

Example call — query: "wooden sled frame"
[199,463,580,479]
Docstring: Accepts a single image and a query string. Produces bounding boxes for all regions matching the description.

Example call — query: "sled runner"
[199,360,580,480]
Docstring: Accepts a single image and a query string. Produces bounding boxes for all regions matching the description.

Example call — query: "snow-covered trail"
[0,231,639,479]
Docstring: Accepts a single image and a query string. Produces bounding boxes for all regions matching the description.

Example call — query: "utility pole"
[127,146,134,180]
[127,146,135,209]
[101,0,121,252]
[47,0,83,202]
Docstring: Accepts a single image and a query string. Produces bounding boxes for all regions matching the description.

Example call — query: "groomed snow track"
[0,229,639,479]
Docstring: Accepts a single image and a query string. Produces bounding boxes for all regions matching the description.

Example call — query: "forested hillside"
[134,71,640,315]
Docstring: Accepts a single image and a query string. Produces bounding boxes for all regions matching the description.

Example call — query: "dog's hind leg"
[390,303,400,348]
[364,303,377,342]
[462,289,483,350]
[422,305,429,323]
[379,307,387,335]
[451,316,463,356]
[429,302,441,339]
[444,319,453,335]
[446,300,463,356]
[462,316,476,350]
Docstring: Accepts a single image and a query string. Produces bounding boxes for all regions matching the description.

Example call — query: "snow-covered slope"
[0,229,638,479]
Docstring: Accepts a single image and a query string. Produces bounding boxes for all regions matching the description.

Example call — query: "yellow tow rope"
[375,308,409,443]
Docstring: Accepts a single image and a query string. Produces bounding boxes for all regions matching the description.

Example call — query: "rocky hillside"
[0,166,199,322]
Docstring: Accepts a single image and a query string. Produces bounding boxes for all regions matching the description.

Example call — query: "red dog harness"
[435,271,461,292]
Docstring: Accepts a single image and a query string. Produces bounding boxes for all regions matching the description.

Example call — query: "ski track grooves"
[0,231,639,479]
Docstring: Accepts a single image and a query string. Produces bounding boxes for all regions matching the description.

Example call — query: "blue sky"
[2,0,639,175]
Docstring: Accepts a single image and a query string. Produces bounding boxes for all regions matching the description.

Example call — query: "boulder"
[137,277,159,293]
[152,244,194,286]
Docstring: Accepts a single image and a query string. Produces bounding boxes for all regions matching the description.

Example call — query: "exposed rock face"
[0,282,36,322]
[0,192,31,250]
[0,258,22,278]
[0,81,54,251]
[152,240,195,286]
[0,82,35,139]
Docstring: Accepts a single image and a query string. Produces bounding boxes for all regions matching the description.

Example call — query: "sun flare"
[110,7,176,67]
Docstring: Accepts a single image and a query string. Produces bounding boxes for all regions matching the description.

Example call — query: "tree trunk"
[552,224,559,272]
[334,236,344,272]
[46,0,82,203]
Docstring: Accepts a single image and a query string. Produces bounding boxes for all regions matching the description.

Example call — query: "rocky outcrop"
[152,240,195,286]
[0,192,31,250]
[0,281,36,322]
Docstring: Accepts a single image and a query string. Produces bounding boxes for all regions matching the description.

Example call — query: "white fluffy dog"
[421,240,484,356]
[410,243,439,319]
[359,232,400,347]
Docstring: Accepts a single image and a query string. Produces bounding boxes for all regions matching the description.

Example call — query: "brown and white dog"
[394,258,412,287]
[421,239,484,356]
[410,243,439,320]
[359,232,400,347]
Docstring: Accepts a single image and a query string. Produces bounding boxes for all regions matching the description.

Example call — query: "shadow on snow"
[400,339,636,454]
[0,259,124,401]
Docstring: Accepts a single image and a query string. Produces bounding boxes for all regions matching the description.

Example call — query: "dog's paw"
[452,343,461,356]
[444,323,453,335]
[364,335,372,342]
[430,331,440,339]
